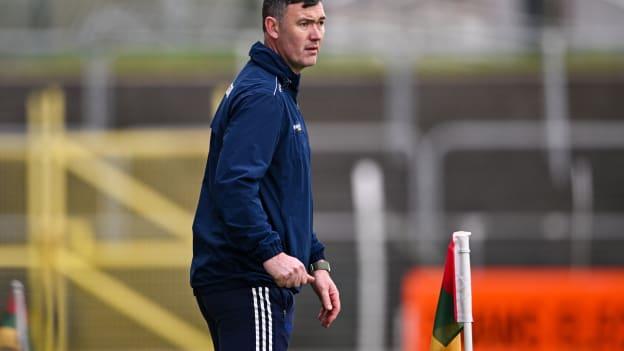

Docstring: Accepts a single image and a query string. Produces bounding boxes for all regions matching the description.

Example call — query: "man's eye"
[299,22,309,28]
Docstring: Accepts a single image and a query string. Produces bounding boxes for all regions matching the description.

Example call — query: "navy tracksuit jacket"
[191,42,326,293]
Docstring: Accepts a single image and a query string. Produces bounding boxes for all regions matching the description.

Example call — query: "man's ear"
[265,16,280,39]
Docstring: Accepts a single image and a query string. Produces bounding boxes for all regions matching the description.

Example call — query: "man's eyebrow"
[298,16,327,22]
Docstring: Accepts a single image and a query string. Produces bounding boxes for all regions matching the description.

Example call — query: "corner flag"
[0,281,30,351]
[0,293,18,350]
[430,232,473,351]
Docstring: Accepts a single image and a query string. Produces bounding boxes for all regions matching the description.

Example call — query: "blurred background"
[1,0,624,350]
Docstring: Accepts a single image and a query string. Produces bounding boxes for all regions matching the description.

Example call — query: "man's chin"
[302,58,318,69]
[292,57,318,72]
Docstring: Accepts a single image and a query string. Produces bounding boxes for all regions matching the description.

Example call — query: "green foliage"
[0,51,622,79]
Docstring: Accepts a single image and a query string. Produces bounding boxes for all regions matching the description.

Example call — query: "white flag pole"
[352,160,387,351]
[12,280,31,351]
[453,231,474,351]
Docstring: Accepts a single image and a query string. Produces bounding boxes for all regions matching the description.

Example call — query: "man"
[190,1,340,350]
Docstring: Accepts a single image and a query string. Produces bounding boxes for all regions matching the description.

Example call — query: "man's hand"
[311,269,341,328]
[263,253,315,288]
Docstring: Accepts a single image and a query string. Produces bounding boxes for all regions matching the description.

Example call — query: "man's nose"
[309,24,323,40]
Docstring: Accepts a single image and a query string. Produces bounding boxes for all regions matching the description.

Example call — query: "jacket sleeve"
[213,92,285,264]
[309,197,326,263]
[309,231,326,263]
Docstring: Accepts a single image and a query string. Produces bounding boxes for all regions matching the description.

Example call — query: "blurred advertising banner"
[403,268,624,351]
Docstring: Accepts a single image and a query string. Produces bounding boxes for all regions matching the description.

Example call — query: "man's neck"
[263,38,301,74]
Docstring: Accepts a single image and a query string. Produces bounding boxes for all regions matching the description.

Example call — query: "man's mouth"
[305,47,319,53]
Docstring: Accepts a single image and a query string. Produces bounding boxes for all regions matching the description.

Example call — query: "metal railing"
[1,86,214,351]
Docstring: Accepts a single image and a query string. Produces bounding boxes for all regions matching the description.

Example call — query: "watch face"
[312,261,331,272]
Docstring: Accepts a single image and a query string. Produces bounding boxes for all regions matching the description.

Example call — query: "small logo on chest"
[225,83,234,97]
[293,123,303,132]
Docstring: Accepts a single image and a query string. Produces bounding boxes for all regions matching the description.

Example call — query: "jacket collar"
[249,41,301,95]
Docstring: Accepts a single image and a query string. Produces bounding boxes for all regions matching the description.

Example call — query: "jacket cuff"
[255,239,284,264]
[309,249,326,264]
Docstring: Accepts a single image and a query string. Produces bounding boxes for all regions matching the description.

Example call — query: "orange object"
[403,268,624,351]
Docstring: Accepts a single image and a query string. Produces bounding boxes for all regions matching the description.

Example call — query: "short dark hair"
[262,0,321,32]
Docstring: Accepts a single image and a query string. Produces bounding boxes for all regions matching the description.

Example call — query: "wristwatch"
[309,259,331,273]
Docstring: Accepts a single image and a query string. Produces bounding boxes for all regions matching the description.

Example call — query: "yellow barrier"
[0,86,216,351]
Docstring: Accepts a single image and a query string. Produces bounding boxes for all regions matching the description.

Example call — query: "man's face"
[275,2,326,73]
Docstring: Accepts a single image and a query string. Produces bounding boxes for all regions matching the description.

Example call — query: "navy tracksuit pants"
[195,286,295,351]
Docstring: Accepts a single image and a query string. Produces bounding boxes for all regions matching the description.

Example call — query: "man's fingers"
[291,266,305,287]
[319,287,341,328]
[305,274,315,284]
[281,273,297,288]
[320,311,331,328]
[317,303,338,327]
[293,264,309,286]
[330,290,341,312]
[264,253,312,288]
[319,307,330,327]
[324,310,338,327]
[292,274,302,288]
[320,305,339,327]
[321,288,332,311]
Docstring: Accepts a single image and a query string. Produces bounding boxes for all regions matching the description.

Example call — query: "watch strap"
[309,260,331,273]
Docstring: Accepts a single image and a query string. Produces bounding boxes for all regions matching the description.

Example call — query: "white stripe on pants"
[253,287,273,351]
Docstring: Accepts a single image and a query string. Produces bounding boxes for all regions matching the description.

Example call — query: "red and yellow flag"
[430,239,463,351]
[0,294,19,351]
